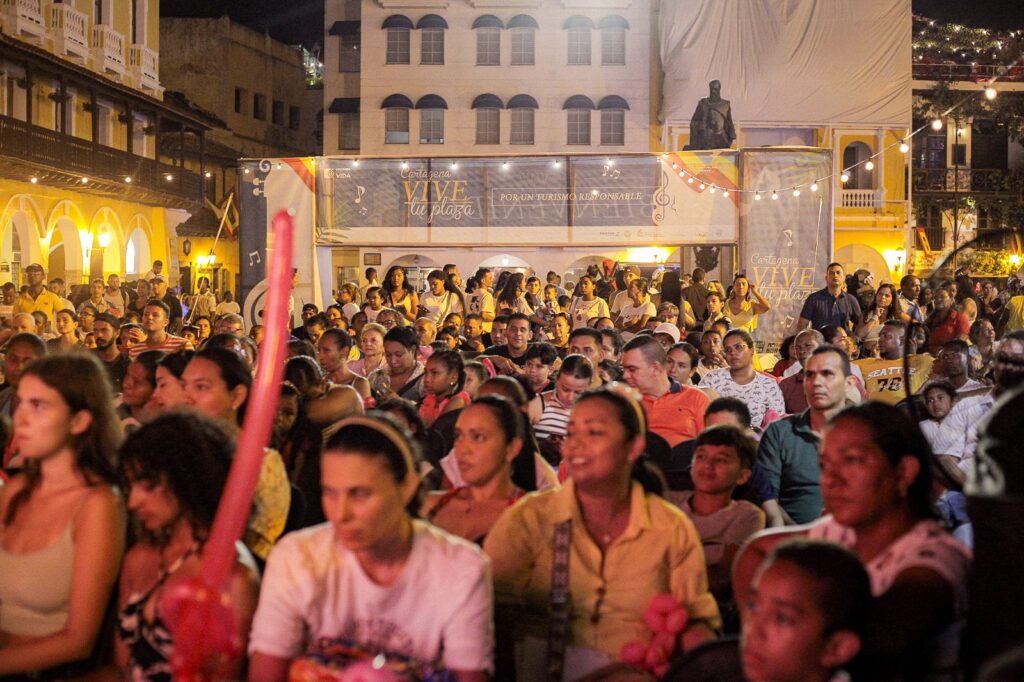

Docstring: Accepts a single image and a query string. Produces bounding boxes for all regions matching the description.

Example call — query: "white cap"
[653,322,681,344]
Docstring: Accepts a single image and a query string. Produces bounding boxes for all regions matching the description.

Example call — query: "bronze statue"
[687,80,736,150]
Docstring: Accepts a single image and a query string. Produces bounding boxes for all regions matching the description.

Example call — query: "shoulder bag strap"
[547,519,572,681]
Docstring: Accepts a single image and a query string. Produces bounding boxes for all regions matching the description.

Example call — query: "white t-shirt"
[249,521,493,672]
[467,291,495,332]
[341,302,360,321]
[567,297,610,330]
[616,300,656,331]
[421,291,464,325]
[700,368,786,428]
[215,301,240,318]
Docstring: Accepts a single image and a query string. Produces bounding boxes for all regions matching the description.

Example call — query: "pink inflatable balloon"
[665,607,689,635]
[341,661,403,682]
[620,640,647,665]
[163,209,296,680]
[650,592,680,615]
[643,608,666,634]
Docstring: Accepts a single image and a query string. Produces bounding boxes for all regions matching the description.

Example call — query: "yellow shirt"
[15,289,65,320]
[1006,295,1024,333]
[855,354,935,405]
[484,479,720,662]
[243,448,291,560]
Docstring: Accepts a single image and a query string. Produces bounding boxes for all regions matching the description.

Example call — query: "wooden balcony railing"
[0,114,202,204]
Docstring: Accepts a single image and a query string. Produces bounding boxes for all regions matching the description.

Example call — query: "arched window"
[473,15,503,65]
[416,94,447,144]
[382,15,412,64]
[598,15,628,65]
[564,95,595,145]
[842,141,873,190]
[508,15,538,65]
[417,15,448,65]
[564,16,594,65]
[381,94,413,144]
[507,94,538,145]
[472,94,503,145]
[598,96,629,146]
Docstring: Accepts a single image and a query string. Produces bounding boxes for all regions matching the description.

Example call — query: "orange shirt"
[642,383,709,447]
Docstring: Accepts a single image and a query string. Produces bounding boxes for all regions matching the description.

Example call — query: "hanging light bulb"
[792,188,801,197]
[671,163,678,169]
[401,161,409,169]
[678,171,685,178]
[810,182,819,192]
[687,177,694,184]
[552,160,561,168]
[771,191,779,200]
[985,87,997,100]
[840,172,850,184]
[865,160,875,171]
[754,192,762,201]
[931,119,943,131]
[352,160,359,167]
[899,142,910,153]
[709,186,716,194]
[698,183,706,190]
[501,162,509,170]
[722,190,729,198]
[450,162,458,170]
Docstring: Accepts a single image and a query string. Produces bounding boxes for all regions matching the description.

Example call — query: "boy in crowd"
[671,425,765,599]
[523,342,558,395]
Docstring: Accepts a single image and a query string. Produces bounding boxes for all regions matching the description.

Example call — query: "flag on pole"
[206,194,240,240]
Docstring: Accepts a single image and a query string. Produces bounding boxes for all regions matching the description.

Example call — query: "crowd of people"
[0,255,1023,681]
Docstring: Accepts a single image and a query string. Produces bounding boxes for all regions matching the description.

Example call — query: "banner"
[739,149,834,353]
[314,152,738,247]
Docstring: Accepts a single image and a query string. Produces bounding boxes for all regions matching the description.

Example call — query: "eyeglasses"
[723,343,749,355]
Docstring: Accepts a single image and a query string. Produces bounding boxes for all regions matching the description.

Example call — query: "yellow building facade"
[0,0,213,292]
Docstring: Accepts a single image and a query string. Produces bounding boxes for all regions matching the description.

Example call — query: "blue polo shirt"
[798,287,861,331]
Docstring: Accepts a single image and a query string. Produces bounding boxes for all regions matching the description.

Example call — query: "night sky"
[160,1,1024,49]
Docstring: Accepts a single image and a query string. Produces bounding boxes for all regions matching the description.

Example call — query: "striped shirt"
[127,334,193,358]
[534,391,571,441]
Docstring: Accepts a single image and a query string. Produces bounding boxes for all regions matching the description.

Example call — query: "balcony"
[128,44,160,94]
[0,113,203,209]
[47,2,88,62]
[912,168,1012,194]
[91,23,125,77]
[2,0,45,43]
[840,189,881,209]
[912,62,1024,84]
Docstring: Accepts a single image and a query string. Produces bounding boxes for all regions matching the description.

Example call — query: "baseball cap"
[653,322,681,344]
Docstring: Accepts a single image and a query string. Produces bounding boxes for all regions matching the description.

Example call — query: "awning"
[507,94,539,109]
[472,15,504,29]
[328,21,360,36]
[328,97,360,114]
[415,94,448,109]
[563,15,595,30]
[597,15,630,30]
[597,95,630,110]
[380,94,414,109]
[471,94,504,109]
[416,14,449,29]
[562,95,595,110]
[508,14,539,29]
[381,15,413,30]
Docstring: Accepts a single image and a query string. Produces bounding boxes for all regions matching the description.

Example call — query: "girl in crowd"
[349,322,388,377]
[533,354,593,449]
[485,386,720,678]
[770,335,797,378]
[283,355,364,442]
[855,282,900,342]
[0,353,125,677]
[181,347,290,563]
[615,277,656,337]
[336,282,361,321]
[925,286,971,354]
[48,309,83,350]
[567,275,611,330]
[316,328,371,401]
[115,412,260,681]
[741,540,870,682]
[369,326,426,404]
[419,269,466,325]
[273,382,326,529]
[120,350,165,430]
[667,341,721,400]
[463,361,490,401]
[525,276,544,311]
[496,273,533,317]
[248,416,493,681]
[419,349,469,427]
[726,274,771,333]
[193,316,213,346]
[702,292,729,332]
[361,286,385,323]
[734,402,971,680]
[324,305,346,330]
[423,395,531,544]
[382,265,420,323]
[151,350,193,412]
[969,317,999,379]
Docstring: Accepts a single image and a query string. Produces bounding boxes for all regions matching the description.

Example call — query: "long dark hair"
[497,272,525,309]
[659,270,682,308]
[829,402,935,520]
[382,265,414,300]
[469,394,538,492]
[119,411,234,541]
[6,352,122,524]
[191,347,252,424]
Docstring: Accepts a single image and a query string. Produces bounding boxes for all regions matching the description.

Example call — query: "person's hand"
[750,283,758,293]
[487,356,518,376]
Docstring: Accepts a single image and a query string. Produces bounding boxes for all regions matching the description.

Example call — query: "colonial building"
[0,0,213,291]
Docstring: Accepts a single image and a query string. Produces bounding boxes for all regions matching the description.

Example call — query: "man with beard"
[935,331,1024,482]
[92,312,130,391]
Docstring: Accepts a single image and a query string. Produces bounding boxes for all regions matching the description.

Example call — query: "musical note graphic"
[249,251,261,266]
[783,229,793,247]
[784,315,795,328]
[354,185,366,204]
[602,165,621,179]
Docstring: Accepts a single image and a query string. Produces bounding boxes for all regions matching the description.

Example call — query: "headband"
[333,415,417,477]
